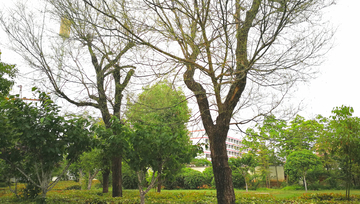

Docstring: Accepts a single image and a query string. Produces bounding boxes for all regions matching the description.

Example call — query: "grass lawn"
[1,181,360,203]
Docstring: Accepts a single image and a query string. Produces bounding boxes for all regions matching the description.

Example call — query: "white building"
[189,129,247,160]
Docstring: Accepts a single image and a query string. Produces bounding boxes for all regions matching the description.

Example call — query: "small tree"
[284,149,322,192]
[0,89,94,199]
[323,106,360,199]
[123,82,199,204]
[229,153,257,192]
[74,148,102,190]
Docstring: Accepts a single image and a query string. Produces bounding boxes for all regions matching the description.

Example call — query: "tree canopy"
[0,89,94,199]
[124,81,199,204]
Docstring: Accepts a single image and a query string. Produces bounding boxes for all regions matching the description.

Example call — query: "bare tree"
[0,0,145,197]
[82,0,334,203]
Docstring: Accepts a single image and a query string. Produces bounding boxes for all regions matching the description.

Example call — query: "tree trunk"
[87,170,100,190]
[209,129,235,204]
[304,175,307,192]
[102,168,110,193]
[112,156,122,197]
[79,168,83,190]
[157,163,162,193]
[245,179,248,192]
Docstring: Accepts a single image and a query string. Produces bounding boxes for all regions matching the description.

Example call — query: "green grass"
[2,181,360,203]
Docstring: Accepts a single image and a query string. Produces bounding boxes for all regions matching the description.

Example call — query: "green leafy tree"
[322,106,360,199]
[0,1,139,197]
[284,149,322,192]
[0,51,17,96]
[74,148,102,190]
[0,89,94,199]
[124,82,199,204]
[229,153,257,192]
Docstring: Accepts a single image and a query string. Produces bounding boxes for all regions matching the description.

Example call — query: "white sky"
[1,0,359,120]
[293,0,360,118]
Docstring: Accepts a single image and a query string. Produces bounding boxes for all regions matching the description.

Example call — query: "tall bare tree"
[83,0,334,203]
[0,0,141,197]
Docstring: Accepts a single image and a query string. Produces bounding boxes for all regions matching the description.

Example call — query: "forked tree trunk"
[209,129,235,204]
[102,168,110,193]
[112,156,122,197]
[87,169,100,190]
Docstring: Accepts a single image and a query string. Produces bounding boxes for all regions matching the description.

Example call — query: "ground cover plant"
[2,181,360,203]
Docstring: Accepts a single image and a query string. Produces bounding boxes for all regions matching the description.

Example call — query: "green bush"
[20,182,41,200]
[184,169,205,189]
[232,170,245,189]
[64,185,81,190]
[307,181,331,190]
[122,163,139,189]
[281,184,305,190]
[164,168,191,189]
[299,193,360,201]
[202,167,213,186]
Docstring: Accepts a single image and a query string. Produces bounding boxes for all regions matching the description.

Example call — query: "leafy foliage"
[0,89,94,199]
[284,150,322,192]
[0,51,17,96]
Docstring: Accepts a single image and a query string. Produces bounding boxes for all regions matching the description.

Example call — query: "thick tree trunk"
[102,168,110,193]
[209,129,235,204]
[112,156,122,197]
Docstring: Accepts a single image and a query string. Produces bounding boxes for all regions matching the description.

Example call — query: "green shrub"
[64,185,81,190]
[202,167,213,186]
[281,184,304,190]
[184,169,205,189]
[232,170,245,189]
[20,182,41,200]
[122,163,139,189]
[299,193,360,201]
[164,168,191,189]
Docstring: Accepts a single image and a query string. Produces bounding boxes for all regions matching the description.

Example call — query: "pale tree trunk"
[137,169,161,204]
[79,168,83,190]
[304,175,307,192]
[87,169,100,190]
[245,181,248,192]
[8,178,19,198]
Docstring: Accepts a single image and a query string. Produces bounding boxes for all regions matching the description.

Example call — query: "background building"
[189,129,248,160]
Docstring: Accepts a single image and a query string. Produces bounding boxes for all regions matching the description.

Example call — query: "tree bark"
[112,156,122,197]
[102,167,110,193]
[157,162,162,193]
[209,129,235,204]
[87,169,100,190]
[79,168,83,190]
[304,175,307,192]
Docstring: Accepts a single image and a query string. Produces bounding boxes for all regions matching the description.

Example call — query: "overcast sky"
[1,0,359,120]
[292,0,360,118]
